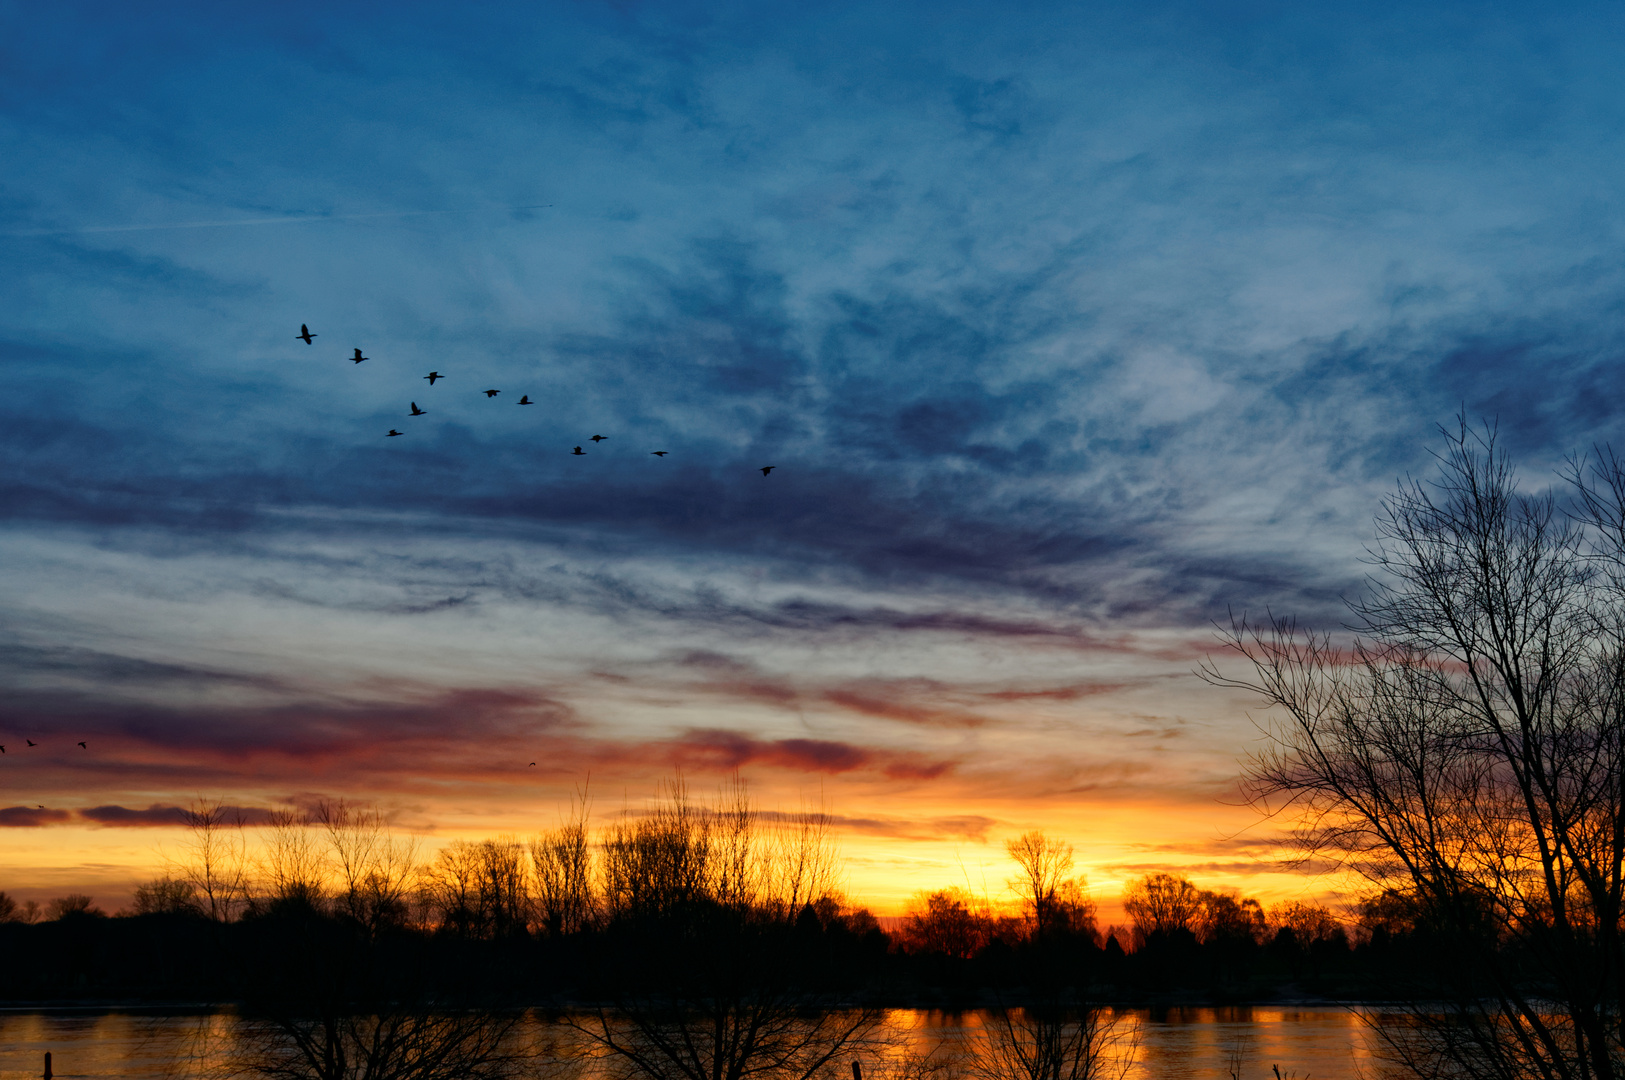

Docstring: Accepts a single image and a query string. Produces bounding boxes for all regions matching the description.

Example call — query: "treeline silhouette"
[0,781,1461,1008]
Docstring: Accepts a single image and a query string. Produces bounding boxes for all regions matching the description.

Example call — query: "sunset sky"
[3,0,1624,916]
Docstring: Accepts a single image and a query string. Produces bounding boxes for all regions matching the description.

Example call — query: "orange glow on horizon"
[0,782,1346,921]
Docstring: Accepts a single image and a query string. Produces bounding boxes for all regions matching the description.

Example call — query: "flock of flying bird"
[0,740,88,809]
[0,330,779,783]
[298,324,778,475]
[0,740,85,754]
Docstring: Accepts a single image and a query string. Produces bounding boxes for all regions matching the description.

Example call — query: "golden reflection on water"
[0,1007,1382,1080]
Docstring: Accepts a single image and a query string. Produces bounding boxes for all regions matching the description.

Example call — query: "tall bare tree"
[532,789,598,936]
[316,801,418,934]
[1205,419,1625,1080]
[767,802,839,919]
[178,798,251,921]
[1005,832,1076,940]
[235,802,518,1080]
[599,776,714,921]
[569,777,882,1080]
[424,838,531,938]
[261,808,327,909]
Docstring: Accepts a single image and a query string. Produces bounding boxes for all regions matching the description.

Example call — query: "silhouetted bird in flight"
[572,446,585,455]
[77,741,86,749]
[410,403,425,416]
[0,746,5,753]
[297,324,316,344]
[26,739,35,747]
[484,389,500,397]
[760,466,774,475]
[352,348,367,363]
[387,429,403,437]
[590,434,607,442]
[37,805,43,809]
[517,395,533,405]
[424,371,443,384]
[529,762,536,766]
[651,451,668,456]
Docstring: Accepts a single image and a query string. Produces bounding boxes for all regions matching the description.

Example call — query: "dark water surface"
[0,1007,1383,1080]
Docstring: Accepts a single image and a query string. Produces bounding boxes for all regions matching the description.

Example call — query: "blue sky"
[3,0,1624,907]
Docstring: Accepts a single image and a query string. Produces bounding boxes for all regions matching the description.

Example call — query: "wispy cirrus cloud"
[757,809,1001,843]
[4,0,1625,907]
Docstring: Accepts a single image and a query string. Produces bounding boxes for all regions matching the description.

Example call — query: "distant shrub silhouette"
[1195,890,1266,946]
[1122,874,1200,943]
[899,888,993,959]
[132,877,201,916]
[424,837,531,939]
[47,893,102,919]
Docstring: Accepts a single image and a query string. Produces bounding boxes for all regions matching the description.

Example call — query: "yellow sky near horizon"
[0,780,1349,922]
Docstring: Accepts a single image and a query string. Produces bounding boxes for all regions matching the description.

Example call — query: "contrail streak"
[1,205,553,238]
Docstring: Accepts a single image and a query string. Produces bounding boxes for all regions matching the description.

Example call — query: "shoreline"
[0,995,1407,1013]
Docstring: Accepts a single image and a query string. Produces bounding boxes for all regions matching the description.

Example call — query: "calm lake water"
[0,1007,1387,1080]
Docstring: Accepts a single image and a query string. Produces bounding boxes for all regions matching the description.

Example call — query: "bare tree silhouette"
[226,802,526,1080]
[132,876,201,916]
[315,801,418,935]
[46,893,102,919]
[1121,874,1201,945]
[423,838,531,939]
[1206,418,1625,1079]
[897,888,994,959]
[179,799,251,921]
[261,808,327,911]
[531,790,597,937]
[1005,832,1095,942]
[567,777,884,1080]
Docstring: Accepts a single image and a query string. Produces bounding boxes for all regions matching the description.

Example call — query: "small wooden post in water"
[43,1051,53,1079]
[852,1061,862,1080]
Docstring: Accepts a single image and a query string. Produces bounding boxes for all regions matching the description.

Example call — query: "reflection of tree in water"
[231,1009,524,1080]
[1219,1029,1309,1080]
[969,1004,1138,1080]
[158,1004,551,1080]
[864,1003,1136,1080]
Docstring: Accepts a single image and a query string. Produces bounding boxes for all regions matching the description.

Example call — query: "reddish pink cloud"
[78,803,276,827]
[0,806,71,827]
[667,728,951,777]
